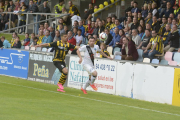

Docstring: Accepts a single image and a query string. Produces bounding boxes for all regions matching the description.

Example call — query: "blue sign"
[0,49,29,79]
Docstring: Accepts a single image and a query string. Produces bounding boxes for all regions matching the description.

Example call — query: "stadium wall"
[0,49,180,107]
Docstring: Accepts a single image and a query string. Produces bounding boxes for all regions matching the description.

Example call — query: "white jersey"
[71,15,81,27]
[79,45,101,67]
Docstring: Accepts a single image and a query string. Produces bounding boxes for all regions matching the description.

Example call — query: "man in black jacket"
[40,1,51,22]
[151,16,160,33]
[0,38,3,48]
[105,28,113,45]
[97,21,105,37]
[164,25,179,52]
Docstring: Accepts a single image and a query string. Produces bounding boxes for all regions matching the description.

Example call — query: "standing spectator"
[39,1,51,22]
[137,29,151,50]
[42,30,53,44]
[12,36,21,49]
[121,37,139,61]
[4,8,13,30]
[68,1,80,17]
[22,33,30,46]
[9,1,15,11]
[143,30,163,60]
[4,0,9,12]
[84,2,94,20]
[132,29,141,46]
[162,24,171,47]
[67,31,76,51]
[173,4,179,18]
[75,29,83,46]
[13,0,20,26]
[164,25,179,52]
[54,0,65,17]
[151,16,160,33]
[97,21,105,37]
[37,30,45,44]
[160,2,174,19]
[49,27,55,39]
[0,9,6,30]
[28,0,39,35]
[78,20,85,37]
[152,2,159,18]
[108,27,120,49]
[0,36,11,48]
[53,30,61,42]
[116,29,126,48]
[131,1,140,16]
[104,29,113,45]
[125,1,134,17]
[61,7,68,22]
[17,5,27,34]
[58,23,65,35]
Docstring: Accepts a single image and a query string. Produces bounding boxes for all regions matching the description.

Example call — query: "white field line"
[0,81,180,117]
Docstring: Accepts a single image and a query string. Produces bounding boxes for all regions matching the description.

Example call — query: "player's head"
[61,33,68,42]
[88,37,95,47]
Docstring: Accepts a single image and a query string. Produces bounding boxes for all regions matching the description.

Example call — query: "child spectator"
[75,29,83,46]
[22,33,30,46]
[12,36,21,49]
[30,37,38,47]
[29,33,35,46]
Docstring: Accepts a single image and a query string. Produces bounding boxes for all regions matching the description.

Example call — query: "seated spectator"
[30,37,38,47]
[75,29,83,46]
[57,18,66,29]
[84,2,94,20]
[97,21,105,37]
[169,13,175,19]
[78,20,85,37]
[68,1,80,17]
[67,31,76,51]
[147,3,152,13]
[143,30,163,60]
[0,2,4,10]
[142,4,148,18]
[164,25,179,52]
[83,19,91,35]
[110,16,116,30]
[37,30,45,44]
[158,16,167,36]
[145,12,153,26]
[64,25,69,34]
[174,4,179,18]
[105,17,112,30]
[138,13,143,22]
[151,16,160,33]
[132,29,141,46]
[73,27,78,38]
[44,22,49,33]
[124,16,133,33]
[49,27,55,39]
[110,19,122,36]
[0,36,11,48]
[140,19,145,30]
[131,1,140,16]
[137,29,151,50]
[39,1,51,21]
[152,2,159,18]
[12,36,21,49]
[162,24,171,47]
[82,34,92,45]
[121,37,139,61]
[11,32,18,48]
[17,5,27,34]
[108,27,120,49]
[22,33,30,46]
[58,23,65,35]
[39,24,45,35]
[130,17,139,32]
[29,33,35,46]
[116,29,126,48]
[167,17,172,27]
[42,30,53,44]
[93,34,100,47]
[92,22,98,36]
[171,18,177,29]
[104,28,113,45]
[160,2,174,19]
[53,30,61,42]
[87,21,95,35]
[138,25,144,38]
[100,43,110,58]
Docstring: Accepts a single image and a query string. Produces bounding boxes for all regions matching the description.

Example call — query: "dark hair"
[33,37,38,40]
[172,18,177,22]
[73,27,78,30]
[112,15,117,19]
[25,33,29,36]
[145,29,151,32]
[78,29,82,32]
[1,36,5,39]
[119,29,125,35]
[134,1,138,5]
[46,30,50,33]
[138,25,144,33]
[152,29,157,33]
[89,2,93,6]
[59,23,63,26]
[89,36,95,40]
[61,33,67,37]
[13,32,17,36]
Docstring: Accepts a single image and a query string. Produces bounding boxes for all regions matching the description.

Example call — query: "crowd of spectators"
[1,0,180,62]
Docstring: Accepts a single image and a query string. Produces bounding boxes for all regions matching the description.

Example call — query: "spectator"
[10,32,18,48]
[137,29,151,50]
[9,1,15,11]
[100,43,110,58]
[110,16,116,30]
[162,24,171,47]
[58,18,66,26]
[75,29,83,46]
[29,33,35,46]
[12,36,21,49]
[105,17,112,30]
[84,2,94,20]
[97,21,105,37]
[167,17,172,26]
[132,29,141,46]
[151,16,160,33]
[138,25,144,38]
[71,20,78,31]
[145,12,153,26]
[0,36,11,48]
[121,37,139,61]
[49,27,55,39]
[92,22,98,36]
[41,30,53,44]
[82,34,92,45]
[64,25,69,34]
[160,2,174,19]
[93,34,100,47]
[104,28,113,45]
[0,9,6,30]
[87,21,95,34]
[53,30,61,42]
[37,30,45,44]
[152,2,159,18]
[131,1,140,16]
[4,8,13,31]
[44,22,49,33]
[78,20,85,37]
[178,48,180,52]
[108,27,120,49]
[67,31,76,51]
[164,25,179,52]
[124,16,133,33]
[173,4,179,18]
[147,3,152,13]
[13,0,20,26]
[116,29,126,48]
[17,5,27,34]
[0,38,3,48]
[30,37,38,47]
[54,0,65,16]
[140,19,145,30]
[158,16,167,36]
[68,1,80,17]
[143,30,163,60]
[22,33,30,46]
[138,13,143,22]
[110,19,122,36]
[39,24,45,35]
[125,1,134,17]
[142,4,148,18]
[39,1,51,21]
[61,7,68,22]
[4,0,9,12]
[171,18,177,29]
[130,17,139,32]
[58,23,65,35]
[71,15,81,28]
[28,0,39,35]
[73,27,78,37]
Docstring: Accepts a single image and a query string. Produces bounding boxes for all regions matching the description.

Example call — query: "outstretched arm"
[36,43,49,47]
[76,49,83,64]
[99,51,113,60]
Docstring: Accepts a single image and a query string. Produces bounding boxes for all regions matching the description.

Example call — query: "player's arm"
[76,49,82,64]
[99,51,113,60]
[36,43,50,47]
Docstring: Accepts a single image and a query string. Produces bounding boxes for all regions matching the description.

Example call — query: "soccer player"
[36,33,79,92]
[77,37,113,94]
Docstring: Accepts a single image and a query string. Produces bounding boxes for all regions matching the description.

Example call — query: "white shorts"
[83,64,95,75]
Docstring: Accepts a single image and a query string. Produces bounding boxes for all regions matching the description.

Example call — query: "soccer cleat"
[90,84,97,91]
[57,88,65,92]
[81,88,87,94]
[57,83,64,90]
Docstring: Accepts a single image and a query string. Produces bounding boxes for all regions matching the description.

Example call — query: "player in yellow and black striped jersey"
[36,33,80,92]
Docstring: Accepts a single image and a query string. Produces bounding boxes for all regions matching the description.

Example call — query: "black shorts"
[53,61,66,73]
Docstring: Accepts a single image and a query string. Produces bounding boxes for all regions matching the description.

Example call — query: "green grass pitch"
[0,75,180,120]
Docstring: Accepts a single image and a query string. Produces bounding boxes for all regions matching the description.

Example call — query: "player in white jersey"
[77,37,113,94]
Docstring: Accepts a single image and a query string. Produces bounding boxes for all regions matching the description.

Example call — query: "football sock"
[90,75,97,84]
[58,73,67,85]
[83,79,91,90]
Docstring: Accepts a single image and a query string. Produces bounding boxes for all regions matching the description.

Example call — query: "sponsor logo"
[33,63,49,78]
